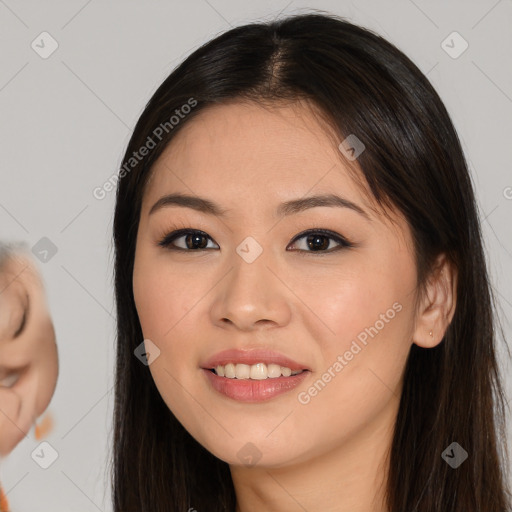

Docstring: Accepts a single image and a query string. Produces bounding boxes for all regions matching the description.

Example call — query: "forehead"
[142,100,374,218]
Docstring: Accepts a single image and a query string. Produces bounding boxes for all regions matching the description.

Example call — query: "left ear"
[412,253,457,348]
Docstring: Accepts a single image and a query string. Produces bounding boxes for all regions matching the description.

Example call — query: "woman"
[0,243,58,511]
[111,11,511,511]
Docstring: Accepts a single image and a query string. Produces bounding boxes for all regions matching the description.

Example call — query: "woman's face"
[133,100,420,468]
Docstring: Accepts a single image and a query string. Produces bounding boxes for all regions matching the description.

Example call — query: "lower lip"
[201,368,310,402]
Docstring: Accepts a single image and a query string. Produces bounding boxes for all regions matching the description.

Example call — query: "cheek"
[296,257,413,352]
[301,251,416,399]
[133,254,195,342]
[289,276,413,461]
[132,262,197,420]
[132,255,204,390]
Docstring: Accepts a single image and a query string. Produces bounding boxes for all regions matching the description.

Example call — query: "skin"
[0,250,58,459]
[132,100,457,511]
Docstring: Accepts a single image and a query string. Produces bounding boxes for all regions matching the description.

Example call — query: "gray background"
[1,0,511,510]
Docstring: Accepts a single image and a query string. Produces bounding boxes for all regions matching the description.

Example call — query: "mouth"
[200,348,312,402]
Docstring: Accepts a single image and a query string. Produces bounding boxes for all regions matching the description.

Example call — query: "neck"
[230,397,398,512]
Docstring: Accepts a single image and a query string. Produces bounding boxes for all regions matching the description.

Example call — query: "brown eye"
[158,229,219,251]
[156,227,353,254]
[288,229,353,254]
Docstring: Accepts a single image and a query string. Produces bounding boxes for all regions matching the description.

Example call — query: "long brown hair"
[111,11,511,511]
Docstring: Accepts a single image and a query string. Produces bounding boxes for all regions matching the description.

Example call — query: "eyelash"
[157,227,354,255]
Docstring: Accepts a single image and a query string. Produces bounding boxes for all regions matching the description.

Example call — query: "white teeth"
[281,367,292,377]
[267,363,282,378]
[213,362,303,379]
[236,364,251,379]
[250,363,267,380]
[224,363,236,378]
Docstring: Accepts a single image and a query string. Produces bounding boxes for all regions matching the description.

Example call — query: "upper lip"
[201,348,311,372]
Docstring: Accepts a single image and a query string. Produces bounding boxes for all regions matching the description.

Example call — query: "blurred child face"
[132,100,431,468]
[0,253,58,457]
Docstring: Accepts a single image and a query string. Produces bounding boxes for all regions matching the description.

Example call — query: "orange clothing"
[0,411,53,512]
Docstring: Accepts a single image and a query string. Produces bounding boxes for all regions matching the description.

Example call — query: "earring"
[429,330,433,337]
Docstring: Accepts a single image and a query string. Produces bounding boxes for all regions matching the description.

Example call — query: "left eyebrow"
[148,192,371,221]
[276,194,371,221]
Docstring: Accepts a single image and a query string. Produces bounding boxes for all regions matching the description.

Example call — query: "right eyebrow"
[149,193,231,217]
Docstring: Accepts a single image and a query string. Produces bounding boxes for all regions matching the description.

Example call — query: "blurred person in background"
[0,242,58,512]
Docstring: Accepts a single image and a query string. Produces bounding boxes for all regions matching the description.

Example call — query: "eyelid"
[13,292,29,338]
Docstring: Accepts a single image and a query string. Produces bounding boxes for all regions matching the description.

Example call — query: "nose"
[209,253,292,332]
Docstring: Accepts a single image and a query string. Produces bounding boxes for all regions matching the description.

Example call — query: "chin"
[192,431,305,469]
